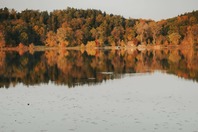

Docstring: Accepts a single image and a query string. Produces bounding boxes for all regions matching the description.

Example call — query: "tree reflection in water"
[0,47,198,88]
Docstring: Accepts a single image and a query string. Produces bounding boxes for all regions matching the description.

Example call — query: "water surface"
[0,48,198,132]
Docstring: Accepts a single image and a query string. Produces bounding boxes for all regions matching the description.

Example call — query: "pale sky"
[0,0,198,21]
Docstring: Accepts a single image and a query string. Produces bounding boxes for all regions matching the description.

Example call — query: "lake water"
[0,48,198,132]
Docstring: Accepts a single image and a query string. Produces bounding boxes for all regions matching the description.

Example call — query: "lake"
[0,48,198,132]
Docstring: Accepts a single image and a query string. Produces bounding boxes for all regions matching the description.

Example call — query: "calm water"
[0,48,198,132]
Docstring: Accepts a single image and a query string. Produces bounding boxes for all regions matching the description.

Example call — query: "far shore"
[0,44,197,53]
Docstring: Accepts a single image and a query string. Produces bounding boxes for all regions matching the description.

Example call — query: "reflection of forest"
[0,48,198,88]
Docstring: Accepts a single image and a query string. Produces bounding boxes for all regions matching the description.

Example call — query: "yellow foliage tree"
[45,31,57,47]
[168,32,181,45]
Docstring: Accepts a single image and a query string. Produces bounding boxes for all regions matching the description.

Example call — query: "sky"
[0,0,198,21]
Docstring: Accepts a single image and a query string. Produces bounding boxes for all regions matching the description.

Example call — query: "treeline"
[0,7,198,47]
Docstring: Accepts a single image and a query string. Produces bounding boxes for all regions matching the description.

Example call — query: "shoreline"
[0,44,197,53]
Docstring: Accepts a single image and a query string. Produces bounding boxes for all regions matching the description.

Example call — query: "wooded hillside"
[0,7,198,47]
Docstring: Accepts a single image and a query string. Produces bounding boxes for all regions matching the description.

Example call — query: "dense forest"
[0,7,198,48]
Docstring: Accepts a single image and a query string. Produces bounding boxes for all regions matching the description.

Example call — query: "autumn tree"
[75,29,84,45]
[168,32,181,45]
[45,31,57,47]
[135,20,149,44]
[111,26,124,45]
[149,21,161,44]
[56,27,68,47]
[124,27,136,41]
[90,28,98,40]
[0,32,5,48]
[96,21,109,46]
